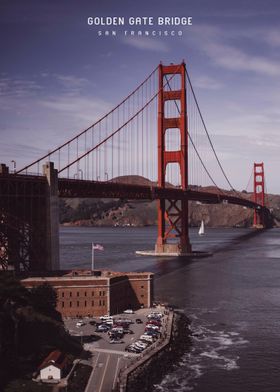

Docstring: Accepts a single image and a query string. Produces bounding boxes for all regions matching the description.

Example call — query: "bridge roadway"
[58,177,265,211]
[0,173,266,211]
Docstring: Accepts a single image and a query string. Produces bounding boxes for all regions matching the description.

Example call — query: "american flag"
[92,243,104,251]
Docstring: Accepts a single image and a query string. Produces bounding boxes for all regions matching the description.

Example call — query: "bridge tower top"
[253,162,265,206]
[253,162,265,227]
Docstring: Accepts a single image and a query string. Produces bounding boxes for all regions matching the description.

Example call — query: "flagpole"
[91,243,95,271]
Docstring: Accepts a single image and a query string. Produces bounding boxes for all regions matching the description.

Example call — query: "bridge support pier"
[155,198,192,255]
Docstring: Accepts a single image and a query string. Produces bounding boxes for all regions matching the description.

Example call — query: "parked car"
[125,345,140,353]
[108,331,123,339]
[115,318,133,325]
[147,312,163,319]
[76,321,85,327]
[96,324,110,332]
[111,326,124,334]
[100,315,113,321]
[134,341,148,349]
[145,330,160,337]
[140,334,154,343]
[136,318,143,324]
[123,309,134,314]
[123,328,134,334]
[146,324,160,330]
[110,339,124,344]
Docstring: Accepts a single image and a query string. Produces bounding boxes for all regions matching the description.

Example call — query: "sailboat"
[198,220,205,236]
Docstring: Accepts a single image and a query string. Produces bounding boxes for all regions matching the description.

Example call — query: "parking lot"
[64,306,167,391]
[68,308,165,348]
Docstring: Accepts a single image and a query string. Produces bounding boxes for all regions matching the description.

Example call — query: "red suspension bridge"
[0,62,272,273]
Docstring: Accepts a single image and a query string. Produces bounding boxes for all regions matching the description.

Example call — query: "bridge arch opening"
[165,162,181,188]
[163,73,181,91]
[164,100,181,118]
[165,128,181,151]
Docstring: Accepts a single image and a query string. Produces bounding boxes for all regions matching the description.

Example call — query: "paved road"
[85,351,131,392]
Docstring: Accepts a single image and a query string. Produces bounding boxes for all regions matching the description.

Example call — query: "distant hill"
[59,176,280,228]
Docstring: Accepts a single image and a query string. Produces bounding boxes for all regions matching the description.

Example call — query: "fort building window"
[99,291,102,296]
[62,301,64,308]
[62,292,64,297]
[85,301,87,306]
[70,292,72,297]
[77,301,79,307]
[77,292,79,297]
[85,292,87,296]
[70,301,72,307]
[92,291,94,296]
[92,300,94,306]
[99,300,102,306]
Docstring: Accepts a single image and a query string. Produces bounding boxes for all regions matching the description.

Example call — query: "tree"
[29,283,61,321]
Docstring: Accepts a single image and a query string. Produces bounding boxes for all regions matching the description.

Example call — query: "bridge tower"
[155,62,192,254]
[253,162,265,228]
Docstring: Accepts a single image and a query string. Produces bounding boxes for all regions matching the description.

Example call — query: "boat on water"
[198,220,205,235]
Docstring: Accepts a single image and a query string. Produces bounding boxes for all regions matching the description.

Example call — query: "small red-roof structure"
[39,350,69,381]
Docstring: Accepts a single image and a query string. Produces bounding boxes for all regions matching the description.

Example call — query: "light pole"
[78,169,83,180]
[105,172,108,181]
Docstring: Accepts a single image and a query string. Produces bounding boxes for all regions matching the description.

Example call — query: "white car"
[146,324,160,330]
[76,321,85,327]
[140,334,154,343]
[134,341,148,349]
[100,315,113,321]
[123,309,134,314]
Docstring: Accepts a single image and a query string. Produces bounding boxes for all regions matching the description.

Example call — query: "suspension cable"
[16,65,158,174]
[185,69,240,195]
[59,65,182,174]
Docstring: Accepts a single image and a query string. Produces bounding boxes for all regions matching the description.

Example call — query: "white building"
[39,350,68,382]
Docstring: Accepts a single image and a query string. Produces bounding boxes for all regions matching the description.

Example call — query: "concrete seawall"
[115,310,191,392]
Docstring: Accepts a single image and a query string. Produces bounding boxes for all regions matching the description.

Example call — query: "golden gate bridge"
[0,62,271,273]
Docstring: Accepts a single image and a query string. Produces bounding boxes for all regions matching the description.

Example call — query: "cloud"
[192,75,223,90]
[0,77,42,98]
[122,36,169,52]
[203,42,280,76]
[54,74,89,89]
[40,95,111,123]
[188,25,280,77]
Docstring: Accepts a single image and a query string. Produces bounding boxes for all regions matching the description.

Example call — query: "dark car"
[96,324,110,332]
[136,318,143,324]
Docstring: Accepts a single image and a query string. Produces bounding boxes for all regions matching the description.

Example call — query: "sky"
[1,0,280,193]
